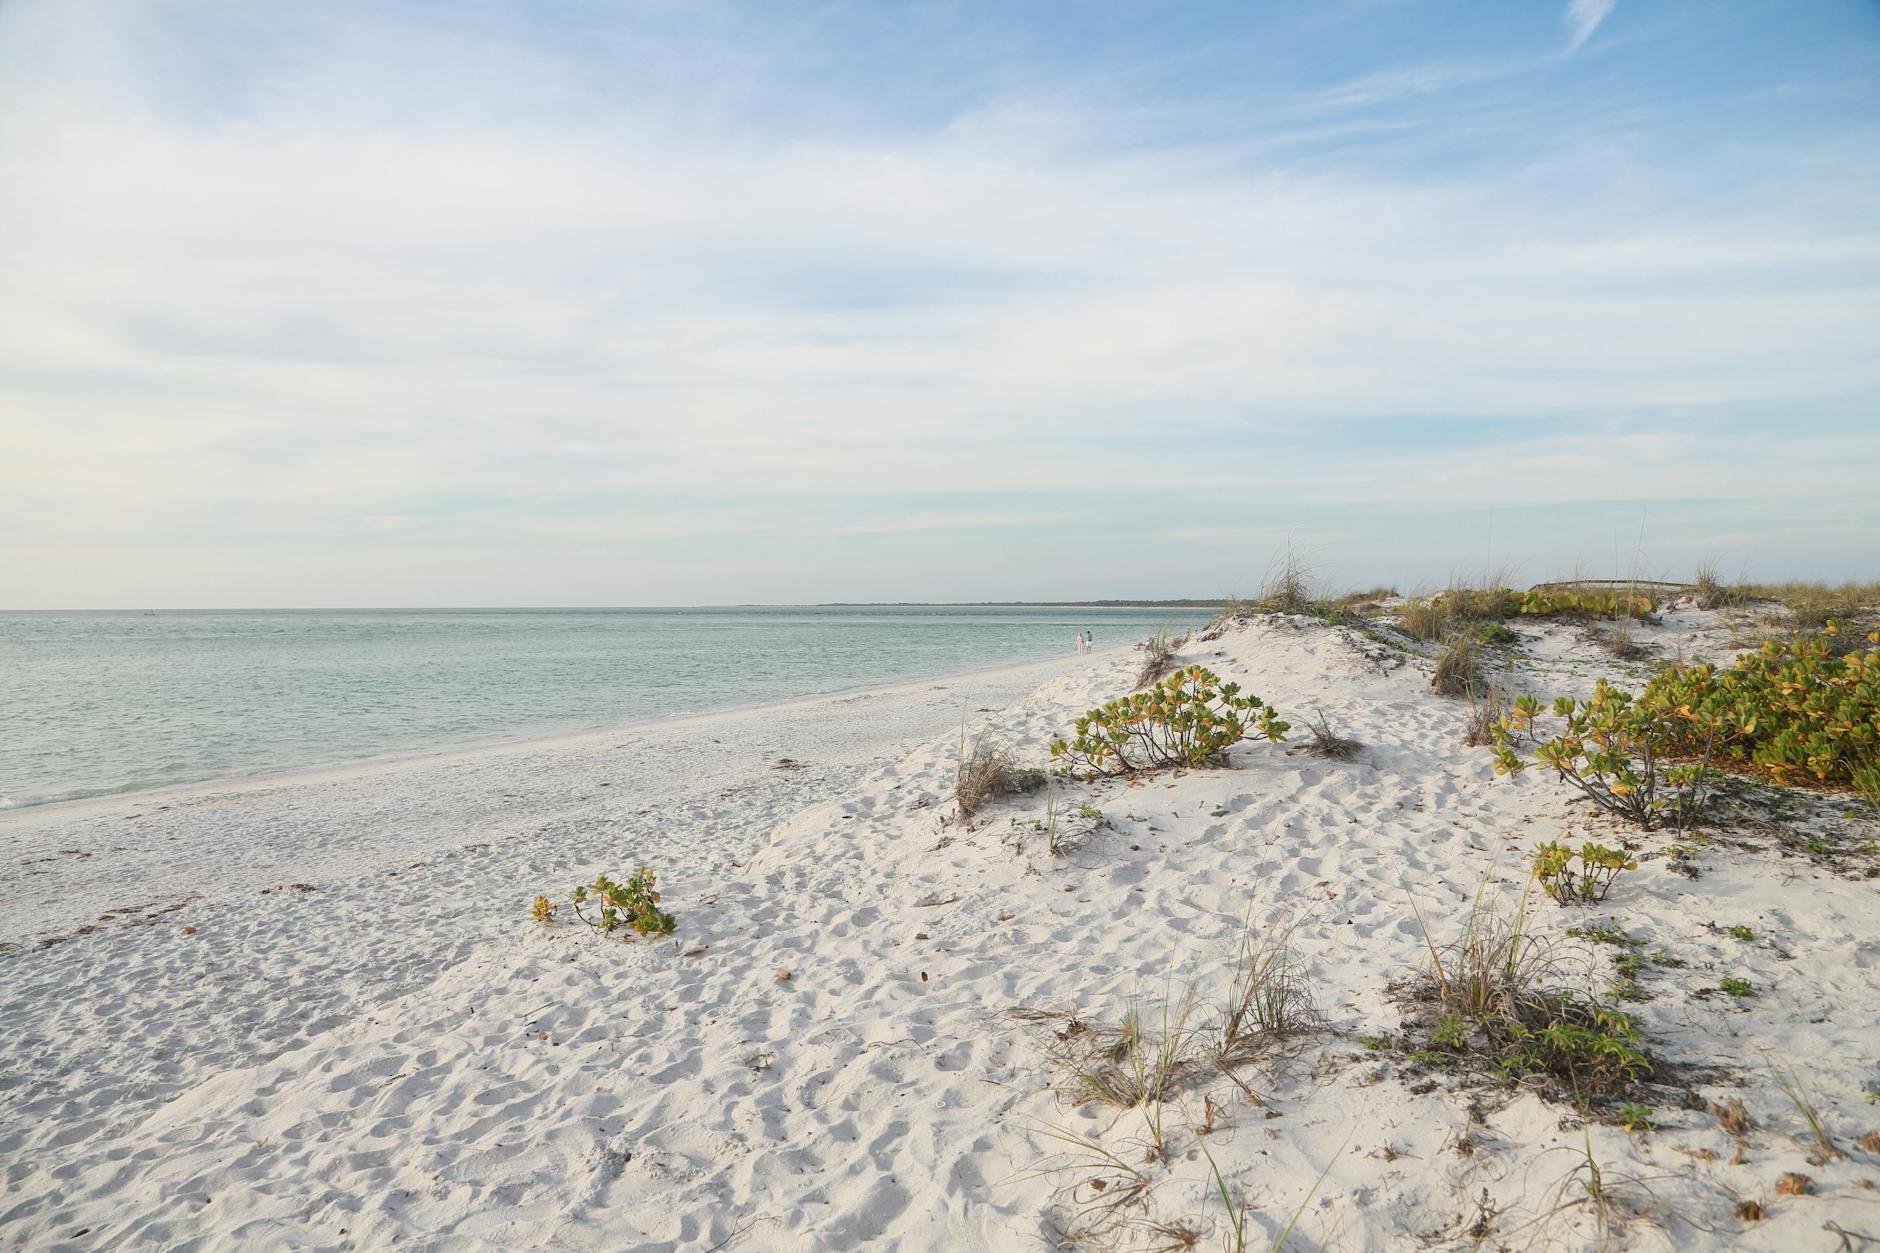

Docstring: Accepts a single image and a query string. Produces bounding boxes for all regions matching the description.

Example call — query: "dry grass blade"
[1021,1121,1158,1238]
[1768,1056,1842,1160]
[1301,708,1362,761]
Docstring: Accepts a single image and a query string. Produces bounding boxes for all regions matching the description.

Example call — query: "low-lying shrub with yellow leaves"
[1050,665,1287,776]
[1491,685,1709,829]
[1643,624,1879,796]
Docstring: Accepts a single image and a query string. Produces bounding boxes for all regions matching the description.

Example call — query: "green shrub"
[1643,626,1879,792]
[1532,841,1637,905]
[1492,683,1709,829]
[1719,975,1756,999]
[1050,665,1287,776]
[568,867,675,935]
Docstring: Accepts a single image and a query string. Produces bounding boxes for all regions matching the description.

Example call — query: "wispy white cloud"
[1565,0,1617,53]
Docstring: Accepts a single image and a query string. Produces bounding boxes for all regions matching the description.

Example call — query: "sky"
[2,0,1877,608]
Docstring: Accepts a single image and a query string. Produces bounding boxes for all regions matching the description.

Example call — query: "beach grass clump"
[1463,683,1509,747]
[1692,561,1747,610]
[1214,916,1319,1066]
[1431,632,1485,697]
[1255,545,1318,615]
[566,867,675,936]
[1405,890,1654,1101]
[1742,581,1880,631]
[1135,622,1190,689]
[1050,666,1287,777]
[1208,546,1389,631]
[955,733,1046,818]
[1052,992,1206,1114]
[1300,708,1363,761]
[1406,581,1657,641]
[1598,618,1648,659]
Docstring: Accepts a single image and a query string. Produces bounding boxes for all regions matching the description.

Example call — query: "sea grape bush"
[567,867,676,935]
[1431,588,1655,622]
[1532,841,1637,905]
[1641,625,1879,792]
[1492,681,1709,829]
[1050,664,1287,776]
[1491,624,1880,822]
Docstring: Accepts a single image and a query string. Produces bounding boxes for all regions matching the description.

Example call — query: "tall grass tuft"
[954,732,1043,818]
[1136,622,1189,688]
[1431,632,1485,697]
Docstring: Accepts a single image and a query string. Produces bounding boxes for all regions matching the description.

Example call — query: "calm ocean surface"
[0,606,1212,810]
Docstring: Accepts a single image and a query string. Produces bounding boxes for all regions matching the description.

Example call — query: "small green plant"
[1476,622,1519,646]
[1610,978,1649,1003]
[1720,975,1755,999]
[531,893,558,924]
[1616,1102,1654,1132]
[569,867,676,935]
[1496,1008,1651,1089]
[1611,952,1646,977]
[1073,802,1102,821]
[1532,841,1637,905]
[1431,1015,1469,1048]
[1567,922,1639,947]
[1050,665,1287,776]
[1357,1033,1389,1051]
[1727,924,1755,942]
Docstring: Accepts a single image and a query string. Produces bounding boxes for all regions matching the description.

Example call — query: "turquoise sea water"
[0,607,1212,810]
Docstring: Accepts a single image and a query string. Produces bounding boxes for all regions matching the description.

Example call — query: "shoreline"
[0,638,1137,823]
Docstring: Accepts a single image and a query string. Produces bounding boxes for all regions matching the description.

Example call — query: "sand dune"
[3,613,1876,1250]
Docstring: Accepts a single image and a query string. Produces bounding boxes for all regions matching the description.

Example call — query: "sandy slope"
[3,615,1877,1250]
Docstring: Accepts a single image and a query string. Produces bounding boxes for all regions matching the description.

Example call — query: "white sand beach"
[3,613,1878,1250]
